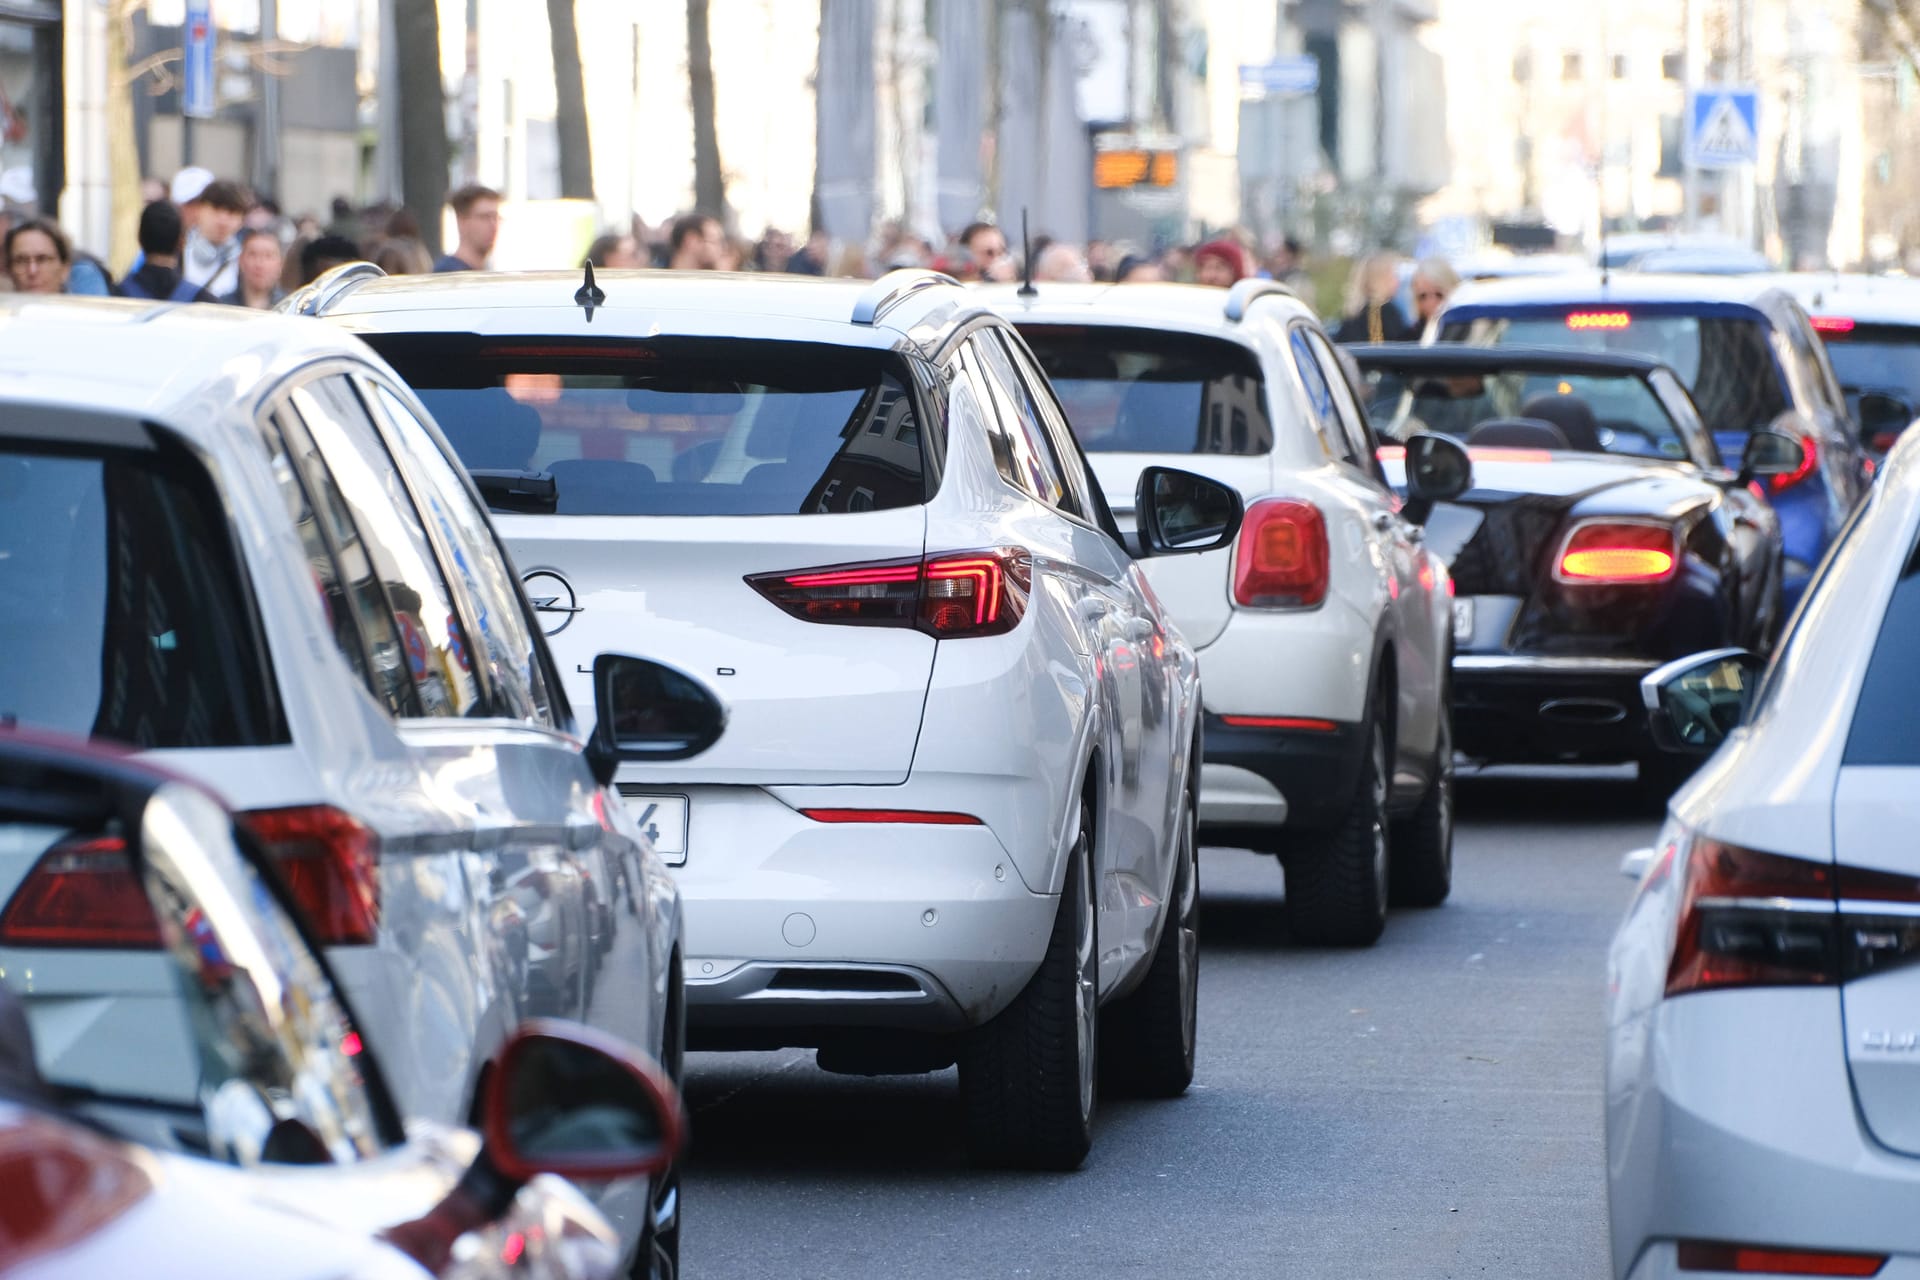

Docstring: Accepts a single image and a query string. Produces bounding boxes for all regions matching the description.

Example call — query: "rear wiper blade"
[470,469,558,514]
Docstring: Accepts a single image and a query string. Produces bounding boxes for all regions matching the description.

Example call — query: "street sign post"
[1685,86,1758,169]
[183,0,216,121]
[1239,56,1319,100]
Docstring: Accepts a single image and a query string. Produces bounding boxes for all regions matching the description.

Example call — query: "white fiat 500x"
[310,265,1245,1169]
[1610,423,1920,1276]
[982,280,1471,946]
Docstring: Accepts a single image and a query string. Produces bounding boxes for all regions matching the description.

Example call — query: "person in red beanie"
[1193,239,1247,287]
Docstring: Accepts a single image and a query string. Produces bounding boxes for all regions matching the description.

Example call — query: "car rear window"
[1014,325,1274,456]
[1362,368,1693,461]
[0,432,284,748]
[1440,309,1790,435]
[1817,323,1920,414]
[363,336,934,517]
[1843,532,1920,766]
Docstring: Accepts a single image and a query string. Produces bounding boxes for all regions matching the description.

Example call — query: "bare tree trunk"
[548,0,594,199]
[687,0,726,216]
[107,0,143,274]
[394,0,450,256]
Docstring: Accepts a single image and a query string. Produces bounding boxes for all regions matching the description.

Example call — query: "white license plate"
[1452,598,1476,643]
[619,792,689,866]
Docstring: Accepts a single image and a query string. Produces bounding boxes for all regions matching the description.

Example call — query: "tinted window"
[1843,536,1920,765]
[1820,324,1920,413]
[1305,329,1378,469]
[365,381,555,727]
[1442,311,1791,435]
[970,332,1070,510]
[288,377,482,719]
[0,434,283,748]
[1291,328,1358,464]
[364,336,931,518]
[1019,325,1274,457]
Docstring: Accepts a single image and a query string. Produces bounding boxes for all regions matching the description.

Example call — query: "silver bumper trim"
[1454,655,1662,676]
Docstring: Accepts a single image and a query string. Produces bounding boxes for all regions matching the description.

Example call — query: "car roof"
[1764,272,1920,326]
[1344,343,1674,379]
[309,267,991,359]
[974,279,1312,339]
[0,295,372,429]
[1442,270,1791,311]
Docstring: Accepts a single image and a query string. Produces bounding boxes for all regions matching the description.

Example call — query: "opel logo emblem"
[522,569,582,636]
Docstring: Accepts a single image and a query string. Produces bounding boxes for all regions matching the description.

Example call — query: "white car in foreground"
[981,280,1470,945]
[1610,424,1920,1277]
[312,265,1248,1169]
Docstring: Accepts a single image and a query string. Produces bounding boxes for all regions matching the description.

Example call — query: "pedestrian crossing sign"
[1686,87,1759,169]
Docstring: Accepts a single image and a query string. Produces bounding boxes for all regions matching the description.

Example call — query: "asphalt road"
[679,768,1654,1279]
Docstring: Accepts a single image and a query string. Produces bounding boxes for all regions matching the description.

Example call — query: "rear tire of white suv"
[1101,790,1198,1098]
[961,798,1098,1171]
[1283,696,1390,947]
[1389,695,1453,908]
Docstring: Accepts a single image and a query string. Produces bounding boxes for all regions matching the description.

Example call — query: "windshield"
[1014,326,1274,455]
[1440,310,1790,435]
[364,336,933,517]
[1359,368,1693,461]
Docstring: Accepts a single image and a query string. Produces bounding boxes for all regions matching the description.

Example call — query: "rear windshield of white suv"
[365,336,933,517]
[0,434,285,748]
[1014,326,1275,455]
[1438,310,1791,435]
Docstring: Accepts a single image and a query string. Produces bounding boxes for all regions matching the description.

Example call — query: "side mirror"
[1856,392,1914,454]
[585,653,727,784]
[1132,466,1245,557]
[482,1020,683,1184]
[1401,433,1473,524]
[1639,647,1763,755]
[1736,427,1806,485]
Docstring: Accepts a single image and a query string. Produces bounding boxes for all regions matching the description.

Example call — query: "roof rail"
[1224,278,1295,324]
[279,260,387,319]
[851,269,961,326]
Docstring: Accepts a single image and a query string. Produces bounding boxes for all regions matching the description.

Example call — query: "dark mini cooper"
[1348,344,1795,793]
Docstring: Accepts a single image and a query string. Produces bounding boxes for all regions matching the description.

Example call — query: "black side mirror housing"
[1736,426,1807,487]
[1401,433,1474,524]
[1639,648,1764,755]
[584,653,727,785]
[1131,466,1245,558]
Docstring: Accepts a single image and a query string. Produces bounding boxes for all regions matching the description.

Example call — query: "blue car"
[1431,272,1871,609]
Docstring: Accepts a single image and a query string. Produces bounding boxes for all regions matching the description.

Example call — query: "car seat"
[1466,418,1571,450]
[1520,394,1605,452]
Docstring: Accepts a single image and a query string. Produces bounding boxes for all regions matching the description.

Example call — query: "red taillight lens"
[1554,522,1677,584]
[0,835,161,949]
[240,806,379,945]
[1664,832,1920,998]
[1232,500,1328,608]
[1809,315,1856,335]
[1219,715,1338,731]
[1678,1241,1886,1276]
[748,548,1031,638]
[799,809,983,825]
[1768,434,1819,494]
[1566,310,1631,330]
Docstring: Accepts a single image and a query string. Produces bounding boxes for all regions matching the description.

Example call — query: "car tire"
[1101,790,1198,1099]
[1389,696,1453,908]
[960,798,1098,1171]
[632,963,685,1280]
[1283,695,1390,947]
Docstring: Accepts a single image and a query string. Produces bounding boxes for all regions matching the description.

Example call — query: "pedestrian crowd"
[1,164,1461,335]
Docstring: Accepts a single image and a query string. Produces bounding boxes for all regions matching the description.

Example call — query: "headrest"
[1467,418,1570,450]
[1520,394,1604,451]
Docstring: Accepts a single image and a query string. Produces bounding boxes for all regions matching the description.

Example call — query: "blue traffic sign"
[183,0,216,120]
[1240,56,1320,98]
[1685,86,1758,169]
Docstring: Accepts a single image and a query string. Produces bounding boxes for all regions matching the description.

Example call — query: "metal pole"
[254,0,281,201]
[1682,0,1699,231]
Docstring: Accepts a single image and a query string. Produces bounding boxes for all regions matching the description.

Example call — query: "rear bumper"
[1198,713,1366,841]
[1453,654,1660,764]
[667,786,1059,1042]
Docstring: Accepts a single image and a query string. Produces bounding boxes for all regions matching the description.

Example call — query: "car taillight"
[799,809,984,825]
[1768,435,1819,494]
[1809,315,1856,335]
[0,835,161,949]
[1232,499,1328,609]
[1566,310,1631,330]
[747,548,1031,639]
[239,806,379,945]
[1554,521,1677,584]
[1666,833,1920,998]
[1677,1240,1886,1276]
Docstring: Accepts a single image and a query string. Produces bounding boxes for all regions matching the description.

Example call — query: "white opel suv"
[311,265,1245,1169]
[982,280,1470,945]
[0,296,707,1276]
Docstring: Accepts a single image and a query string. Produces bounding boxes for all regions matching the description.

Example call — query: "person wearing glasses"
[1410,256,1462,330]
[5,218,74,295]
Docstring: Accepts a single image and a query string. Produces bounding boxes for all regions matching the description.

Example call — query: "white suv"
[982,280,1469,945]
[0,295,707,1276]
[310,264,1244,1169]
